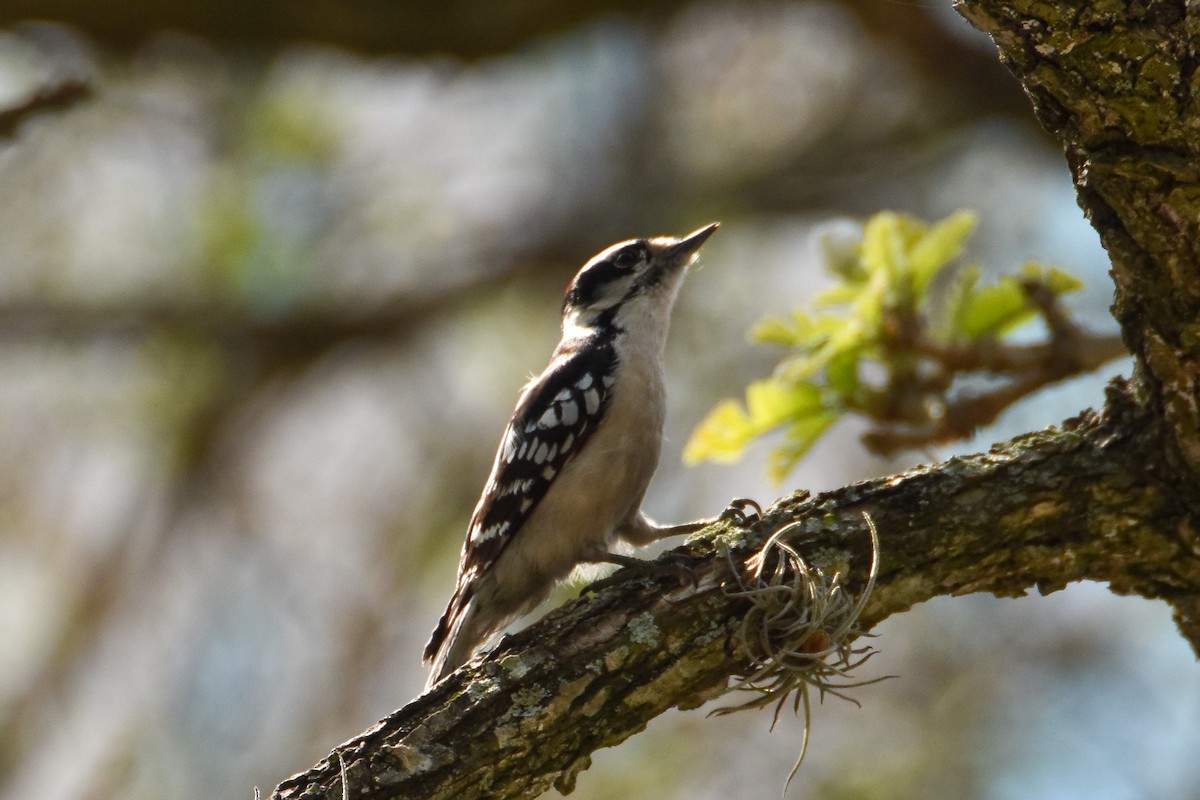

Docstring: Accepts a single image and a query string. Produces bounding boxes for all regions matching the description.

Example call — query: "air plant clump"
[715,514,882,789]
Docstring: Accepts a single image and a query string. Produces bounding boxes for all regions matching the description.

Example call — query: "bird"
[424,222,746,689]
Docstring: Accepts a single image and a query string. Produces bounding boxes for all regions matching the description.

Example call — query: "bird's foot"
[719,497,763,526]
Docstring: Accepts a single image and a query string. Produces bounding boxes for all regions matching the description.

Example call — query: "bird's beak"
[666,222,719,263]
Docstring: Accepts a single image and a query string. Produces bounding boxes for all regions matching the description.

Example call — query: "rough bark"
[955,0,1200,475]
[272,1,1200,798]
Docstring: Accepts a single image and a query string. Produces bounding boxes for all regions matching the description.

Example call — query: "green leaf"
[750,315,804,347]
[1020,262,1084,295]
[909,211,977,295]
[859,212,906,281]
[745,379,824,425]
[824,347,862,398]
[820,227,867,283]
[683,380,826,465]
[941,263,980,340]
[771,313,871,385]
[748,311,838,348]
[683,400,756,464]
[957,277,1036,339]
[766,413,839,482]
[813,283,863,307]
[775,350,830,383]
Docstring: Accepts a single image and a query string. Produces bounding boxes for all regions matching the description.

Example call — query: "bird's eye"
[613,249,639,269]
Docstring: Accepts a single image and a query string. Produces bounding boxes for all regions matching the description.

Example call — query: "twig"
[863,281,1127,457]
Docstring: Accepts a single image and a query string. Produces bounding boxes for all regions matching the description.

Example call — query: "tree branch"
[862,279,1129,456]
[270,380,1200,800]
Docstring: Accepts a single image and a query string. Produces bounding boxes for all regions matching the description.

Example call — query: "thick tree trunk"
[956,0,1200,475]
[272,1,1200,798]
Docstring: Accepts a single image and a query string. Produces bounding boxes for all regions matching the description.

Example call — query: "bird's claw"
[657,550,700,589]
[719,497,763,526]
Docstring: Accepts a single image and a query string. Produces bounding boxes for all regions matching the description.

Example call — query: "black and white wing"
[423,336,617,661]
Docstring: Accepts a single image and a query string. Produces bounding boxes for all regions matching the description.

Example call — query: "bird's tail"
[423,594,482,691]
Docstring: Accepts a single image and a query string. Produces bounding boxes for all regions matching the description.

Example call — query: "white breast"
[473,269,684,621]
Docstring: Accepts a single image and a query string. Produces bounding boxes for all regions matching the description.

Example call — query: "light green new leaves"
[855,210,976,304]
[685,380,835,481]
[951,263,1084,340]
[684,210,1082,482]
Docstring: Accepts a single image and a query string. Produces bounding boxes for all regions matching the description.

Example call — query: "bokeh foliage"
[685,210,1085,480]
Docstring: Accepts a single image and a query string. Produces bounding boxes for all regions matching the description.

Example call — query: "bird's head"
[561,222,718,335]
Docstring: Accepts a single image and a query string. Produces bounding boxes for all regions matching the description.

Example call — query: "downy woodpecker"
[424,223,739,688]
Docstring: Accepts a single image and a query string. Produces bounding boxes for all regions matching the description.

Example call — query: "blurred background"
[1,2,1198,799]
